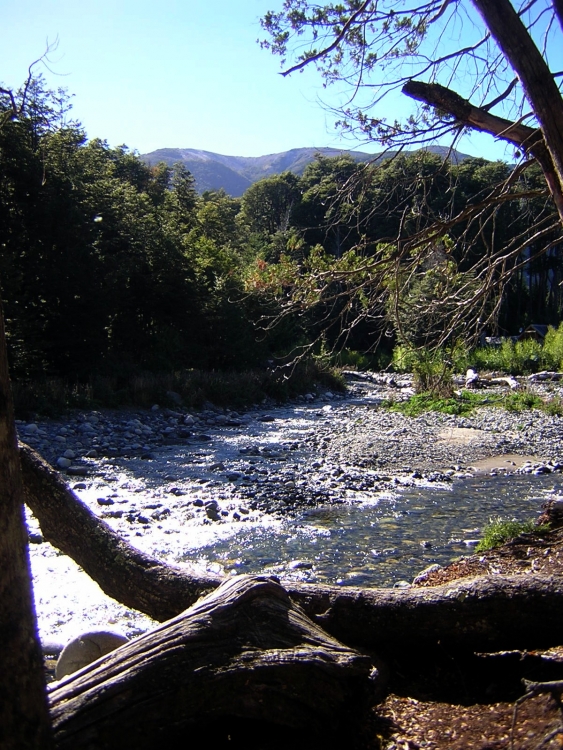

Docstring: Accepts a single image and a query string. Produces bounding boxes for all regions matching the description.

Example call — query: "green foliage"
[392,346,456,396]
[542,323,563,371]
[469,327,563,375]
[502,391,545,411]
[332,348,392,371]
[2,76,563,410]
[476,517,550,552]
[386,391,493,417]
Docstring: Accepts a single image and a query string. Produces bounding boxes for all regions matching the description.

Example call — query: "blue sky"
[2,0,518,160]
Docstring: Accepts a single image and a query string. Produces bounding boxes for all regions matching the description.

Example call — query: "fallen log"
[21,444,563,651]
[49,575,379,749]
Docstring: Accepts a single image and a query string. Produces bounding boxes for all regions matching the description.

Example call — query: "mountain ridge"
[141,145,473,197]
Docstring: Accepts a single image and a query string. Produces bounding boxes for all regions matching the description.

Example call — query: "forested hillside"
[0,78,561,396]
[141,145,469,196]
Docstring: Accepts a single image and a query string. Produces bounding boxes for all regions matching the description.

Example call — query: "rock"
[465,369,480,388]
[205,504,221,521]
[288,560,313,570]
[412,564,443,585]
[55,630,129,680]
[56,457,72,469]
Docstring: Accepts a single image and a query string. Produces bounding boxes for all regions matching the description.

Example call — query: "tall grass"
[392,324,563,379]
[470,324,563,375]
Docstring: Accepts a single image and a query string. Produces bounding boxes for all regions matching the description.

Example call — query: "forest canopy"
[0,71,562,390]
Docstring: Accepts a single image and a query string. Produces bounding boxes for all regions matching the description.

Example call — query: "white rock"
[55,630,129,679]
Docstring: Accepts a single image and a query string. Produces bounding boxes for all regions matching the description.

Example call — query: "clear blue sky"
[2,0,513,160]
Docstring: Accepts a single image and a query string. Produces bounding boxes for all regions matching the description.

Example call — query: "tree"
[0,71,54,749]
[260,1,563,346]
[240,171,301,237]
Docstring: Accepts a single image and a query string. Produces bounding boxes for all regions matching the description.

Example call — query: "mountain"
[141,145,472,197]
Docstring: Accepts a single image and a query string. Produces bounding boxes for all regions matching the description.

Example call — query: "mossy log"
[49,575,379,749]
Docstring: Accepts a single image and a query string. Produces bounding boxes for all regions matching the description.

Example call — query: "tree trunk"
[22,445,563,652]
[471,0,563,224]
[0,307,53,749]
[49,575,380,750]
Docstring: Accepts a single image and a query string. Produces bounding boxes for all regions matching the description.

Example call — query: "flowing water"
[182,472,563,588]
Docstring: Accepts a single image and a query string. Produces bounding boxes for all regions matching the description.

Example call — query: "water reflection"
[181,472,562,588]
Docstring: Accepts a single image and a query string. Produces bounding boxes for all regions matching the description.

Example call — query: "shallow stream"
[183,472,561,588]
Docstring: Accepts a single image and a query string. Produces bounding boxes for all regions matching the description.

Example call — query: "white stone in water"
[55,630,129,679]
[288,560,312,570]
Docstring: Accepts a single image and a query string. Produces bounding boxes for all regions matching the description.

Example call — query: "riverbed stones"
[17,372,563,544]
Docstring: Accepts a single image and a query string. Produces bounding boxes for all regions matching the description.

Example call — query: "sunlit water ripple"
[183,472,562,587]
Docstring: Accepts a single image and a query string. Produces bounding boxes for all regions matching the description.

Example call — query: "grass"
[386,390,505,417]
[386,389,563,417]
[476,517,550,552]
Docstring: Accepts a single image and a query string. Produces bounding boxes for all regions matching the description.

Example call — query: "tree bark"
[49,575,379,749]
[22,445,563,652]
[0,308,53,748]
[471,0,563,225]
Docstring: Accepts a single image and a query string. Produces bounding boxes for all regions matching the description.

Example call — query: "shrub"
[476,517,549,552]
[542,323,563,371]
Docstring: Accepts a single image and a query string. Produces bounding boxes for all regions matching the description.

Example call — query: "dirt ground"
[370,523,563,750]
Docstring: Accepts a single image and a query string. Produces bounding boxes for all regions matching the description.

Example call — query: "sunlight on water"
[181,472,562,587]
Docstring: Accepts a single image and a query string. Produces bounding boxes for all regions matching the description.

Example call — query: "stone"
[288,560,313,570]
[412,564,443,585]
[56,457,72,469]
[55,630,129,680]
[465,368,480,388]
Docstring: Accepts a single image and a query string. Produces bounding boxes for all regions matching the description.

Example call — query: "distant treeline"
[0,78,561,385]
